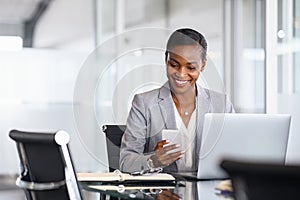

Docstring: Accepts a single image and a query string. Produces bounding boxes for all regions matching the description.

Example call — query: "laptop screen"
[197,113,291,179]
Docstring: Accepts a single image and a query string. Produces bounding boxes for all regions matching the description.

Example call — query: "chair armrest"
[16,176,66,190]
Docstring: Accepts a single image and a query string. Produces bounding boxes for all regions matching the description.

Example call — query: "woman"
[119,28,234,173]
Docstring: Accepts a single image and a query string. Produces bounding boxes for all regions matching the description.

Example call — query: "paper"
[215,180,232,192]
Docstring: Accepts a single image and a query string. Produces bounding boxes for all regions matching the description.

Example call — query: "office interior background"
[0,0,299,176]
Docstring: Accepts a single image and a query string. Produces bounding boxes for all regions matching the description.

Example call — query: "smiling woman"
[119,28,235,173]
[166,44,203,126]
[163,29,208,128]
[166,45,205,127]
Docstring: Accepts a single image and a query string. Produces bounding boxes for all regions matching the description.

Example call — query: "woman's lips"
[174,79,189,86]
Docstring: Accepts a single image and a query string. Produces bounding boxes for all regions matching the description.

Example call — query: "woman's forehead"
[168,45,203,62]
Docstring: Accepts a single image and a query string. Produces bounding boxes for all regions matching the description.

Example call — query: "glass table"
[80,179,232,200]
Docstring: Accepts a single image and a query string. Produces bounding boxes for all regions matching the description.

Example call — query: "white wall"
[0,49,108,174]
[34,0,94,50]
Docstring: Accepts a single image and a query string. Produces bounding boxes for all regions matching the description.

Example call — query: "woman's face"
[166,45,206,95]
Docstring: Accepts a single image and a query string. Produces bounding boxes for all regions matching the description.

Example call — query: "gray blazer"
[119,82,235,173]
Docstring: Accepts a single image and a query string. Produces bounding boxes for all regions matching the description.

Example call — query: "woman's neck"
[171,89,196,127]
[171,88,196,105]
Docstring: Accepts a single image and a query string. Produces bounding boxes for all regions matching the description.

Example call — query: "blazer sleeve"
[119,94,152,173]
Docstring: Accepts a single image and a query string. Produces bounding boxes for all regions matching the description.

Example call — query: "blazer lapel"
[195,85,211,159]
[157,82,177,130]
[155,83,178,172]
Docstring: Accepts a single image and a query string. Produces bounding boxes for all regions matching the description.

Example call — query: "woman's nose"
[176,66,187,77]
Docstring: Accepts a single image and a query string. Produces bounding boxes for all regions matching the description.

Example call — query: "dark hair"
[165,28,207,60]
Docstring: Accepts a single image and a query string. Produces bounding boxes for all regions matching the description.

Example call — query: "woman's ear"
[200,59,207,72]
[165,51,168,63]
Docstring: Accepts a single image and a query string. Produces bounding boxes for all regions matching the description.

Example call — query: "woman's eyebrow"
[169,57,199,66]
[183,60,199,66]
[168,57,179,63]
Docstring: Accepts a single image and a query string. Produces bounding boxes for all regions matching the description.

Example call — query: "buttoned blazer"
[119,82,235,173]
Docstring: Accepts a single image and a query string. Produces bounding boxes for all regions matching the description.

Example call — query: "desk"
[80,180,230,200]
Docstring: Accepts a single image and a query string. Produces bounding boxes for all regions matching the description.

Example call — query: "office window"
[224,0,265,113]
[277,0,300,94]
[268,0,300,164]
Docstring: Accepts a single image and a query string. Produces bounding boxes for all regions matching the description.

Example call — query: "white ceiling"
[0,0,44,23]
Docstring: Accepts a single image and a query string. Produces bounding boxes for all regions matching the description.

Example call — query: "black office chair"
[102,125,126,172]
[9,129,82,200]
[221,160,300,200]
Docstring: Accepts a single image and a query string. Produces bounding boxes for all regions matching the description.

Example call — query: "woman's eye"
[187,66,196,70]
[169,62,178,67]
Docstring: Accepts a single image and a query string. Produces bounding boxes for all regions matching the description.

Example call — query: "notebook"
[196,113,291,180]
[77,171,175,182]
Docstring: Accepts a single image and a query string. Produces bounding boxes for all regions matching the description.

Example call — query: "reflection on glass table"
[80,180,232,200]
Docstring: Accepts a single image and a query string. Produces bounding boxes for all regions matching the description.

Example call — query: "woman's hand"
[155,190,182,200]
[150,140,183,168]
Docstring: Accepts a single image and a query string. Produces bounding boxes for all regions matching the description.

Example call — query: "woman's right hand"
[155,190,182,200]
[150,140,183,168]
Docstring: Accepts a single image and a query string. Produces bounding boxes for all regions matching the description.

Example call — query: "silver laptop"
[197,113,291,180]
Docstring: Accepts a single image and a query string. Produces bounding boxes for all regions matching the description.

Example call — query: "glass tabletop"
[80,180,231,200]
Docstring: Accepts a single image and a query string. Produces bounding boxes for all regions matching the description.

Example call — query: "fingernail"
[175,144,180,148]
[165,139,170,143]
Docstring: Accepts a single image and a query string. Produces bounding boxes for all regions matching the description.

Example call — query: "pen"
[130,168,162,176]
[215,188,233,198]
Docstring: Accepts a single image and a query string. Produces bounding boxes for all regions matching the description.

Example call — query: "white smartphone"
[161,129,182,154]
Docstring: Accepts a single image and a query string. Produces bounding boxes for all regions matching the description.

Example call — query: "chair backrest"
[221,160,300,200]
[102,125,126,172]
[9,129,82,200]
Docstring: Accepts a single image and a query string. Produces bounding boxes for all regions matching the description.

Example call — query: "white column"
[265,0,278,113]
[115,0,125,34]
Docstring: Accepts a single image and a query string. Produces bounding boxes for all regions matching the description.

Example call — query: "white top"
[172,101,197,172]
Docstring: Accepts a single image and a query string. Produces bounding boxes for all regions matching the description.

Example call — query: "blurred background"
[0,0,299,179]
